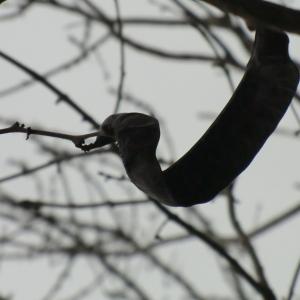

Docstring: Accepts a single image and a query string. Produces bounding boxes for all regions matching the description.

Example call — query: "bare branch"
[287,258,300,300]
[196,0,300,34]
[112,0,126,113]
[226,186,274,297]
[0,49,99,127]
[152,200,276,300]
[0,122,106,149]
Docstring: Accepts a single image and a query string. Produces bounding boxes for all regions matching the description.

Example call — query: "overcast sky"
[0,1,300,299]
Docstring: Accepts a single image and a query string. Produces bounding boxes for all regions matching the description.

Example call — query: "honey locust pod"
[95,28,299,207]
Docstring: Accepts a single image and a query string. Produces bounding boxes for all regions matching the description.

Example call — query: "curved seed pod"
[98,28,299,207]
[164,28,299,206]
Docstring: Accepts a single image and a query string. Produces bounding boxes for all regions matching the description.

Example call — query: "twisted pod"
[96,28,299,206]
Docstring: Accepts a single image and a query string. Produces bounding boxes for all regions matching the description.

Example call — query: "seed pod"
[164,28,299,206]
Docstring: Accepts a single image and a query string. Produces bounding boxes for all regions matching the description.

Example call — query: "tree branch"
[226,187,273,297]
[152,200,276,300]
[0,49,99,128]
[197,0,300,34]
[0,122,102,148]
[112,0,126,113]
[287,257,300,300]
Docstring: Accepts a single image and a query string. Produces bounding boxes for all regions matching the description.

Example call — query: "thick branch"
[198,0,300,34]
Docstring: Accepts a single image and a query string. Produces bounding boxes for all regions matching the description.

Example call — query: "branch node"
[19,200,42,211]
[56,96,63,104]
[26,127,32,140]
[12,122,20,128]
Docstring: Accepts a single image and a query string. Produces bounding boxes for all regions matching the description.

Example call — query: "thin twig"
[72,0,244,67]
[18,199,150,210]
[246,202,300,240]
[0,34,110,99]
[171,0,236,91]
[290,103,300,132]
[41,257,74,300]
[151,200,276,300]
[0,149,110,184]
[287,258,300,300]
[0,49,99,127]
[226,187,273,297]
[0,122,104,148]
[113,0,126,113]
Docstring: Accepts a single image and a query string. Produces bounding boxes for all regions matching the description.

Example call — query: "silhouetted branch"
[0,121,103,148]
[171,0,237,90]
[287,257,300,300]
[112,0,126,113]
[0,49,99,127]
[152,200,275,300]
[18,198,149,210]
[227,266,250,300]
[196,0,300,34]
[1,195,152,300]
[41,257,74,300]
[0,148,110,184]
[226,186,273,296]
[34,0,244,69]
[0,1,299,299]
[0,34,110,99]
[246,201,300,240]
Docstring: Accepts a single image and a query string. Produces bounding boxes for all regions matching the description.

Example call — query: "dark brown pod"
[164,28,299,206]
[98,28,299,207]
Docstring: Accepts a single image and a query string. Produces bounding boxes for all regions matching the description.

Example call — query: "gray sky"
[0,0,300,299]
